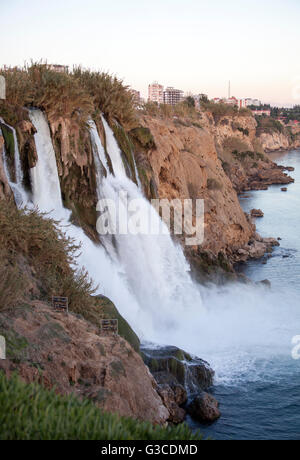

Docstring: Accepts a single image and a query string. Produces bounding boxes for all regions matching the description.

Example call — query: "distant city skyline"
[1,0,300,107]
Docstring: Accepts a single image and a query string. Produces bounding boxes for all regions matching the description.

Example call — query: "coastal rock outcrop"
[187,392,221,423]
[0,302,169,425]
[142,345,216,424]
[251,209,264,218]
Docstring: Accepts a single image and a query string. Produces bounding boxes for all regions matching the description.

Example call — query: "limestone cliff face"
[0,301,169,424]
[139,115,253,259]
[49,118,99,240]
[260,124,300,152]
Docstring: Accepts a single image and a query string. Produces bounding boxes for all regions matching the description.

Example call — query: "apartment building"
[163,87,184,105]
[148,82,164,104]
[130,89,141,105]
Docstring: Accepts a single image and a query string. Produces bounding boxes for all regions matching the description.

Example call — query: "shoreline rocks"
[187,392,221,423]
[251,208,264,218]
[141,345,217,424]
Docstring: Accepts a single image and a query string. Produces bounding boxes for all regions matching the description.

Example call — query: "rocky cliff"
[1,102,294,276]
[135,111,293,274]
[0,301,169,424]
[259,123,300,152]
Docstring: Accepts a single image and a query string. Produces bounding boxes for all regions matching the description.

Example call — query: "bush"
[0,252,27,310]
[256,116,284,135]
[207,178,223,191]
[141,101,199,123]
[222,137,250,155]
[201,101,238,121]
[72,66,137,129]
[0,201,95,313]
[0,372,203,440]
[0,63,137,130]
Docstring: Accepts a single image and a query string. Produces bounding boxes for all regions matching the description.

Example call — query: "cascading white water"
[28,109,142,332]
[93,118,204,339]
[100,115,126,177]
[0,118,29,207]
[7,108,299,391]
[89,119,109,176]
[29,110,65,216]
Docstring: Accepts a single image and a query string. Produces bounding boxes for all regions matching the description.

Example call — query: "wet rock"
[251,208,264,218]
[281,187,288,192]
[141,345,214,392]
[156,384,186,424]
[262,237,280,247]
[248,241,267,259]
[283,166,294,172]
[257,279,271,288]
[187,392,221,423]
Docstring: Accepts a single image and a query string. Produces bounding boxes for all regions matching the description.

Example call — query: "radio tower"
[228,80,231,99]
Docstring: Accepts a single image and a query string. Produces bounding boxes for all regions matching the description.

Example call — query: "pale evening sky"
[1,0,300,106]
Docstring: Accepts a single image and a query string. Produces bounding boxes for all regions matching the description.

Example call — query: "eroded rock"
[187,392,221,423]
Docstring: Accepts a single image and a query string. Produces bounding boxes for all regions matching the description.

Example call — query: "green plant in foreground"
[0,373,203,440]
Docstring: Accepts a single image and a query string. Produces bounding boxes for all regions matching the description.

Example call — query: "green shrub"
[130,127,156,149]
[0,373,203,440]
[256,116,284,135]
[201,101,238,121]
[94,296,140,353]
[222,137,250,155]
[207,178,223,191]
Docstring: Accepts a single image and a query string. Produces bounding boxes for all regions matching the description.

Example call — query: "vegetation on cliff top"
[201,101,252,122]
[0,372,202,440]
[255,116,285,135]
[0,63,137,129]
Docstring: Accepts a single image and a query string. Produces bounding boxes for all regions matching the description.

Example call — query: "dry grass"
[0,63,136,129]
[0,201,96,312]
[141,101,201,124]
[0,252,27,310]
[72,67,137,129]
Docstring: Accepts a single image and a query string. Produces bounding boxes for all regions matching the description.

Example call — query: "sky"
[1,0,300,106]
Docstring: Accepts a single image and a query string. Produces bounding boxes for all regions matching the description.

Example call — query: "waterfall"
[8,108,298,390]
[28,109,142,333]
[29,110,65,216]
[101,115,126,177]
[0,118,28,207]
[89,119,109,176]
[26,109,204,342]
[91,119,204,340]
